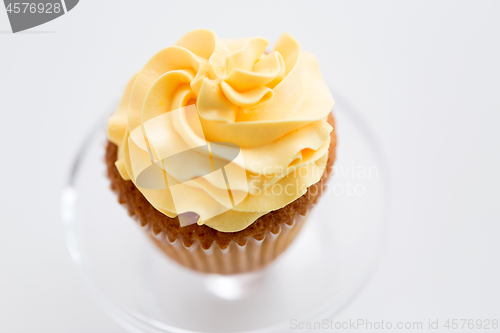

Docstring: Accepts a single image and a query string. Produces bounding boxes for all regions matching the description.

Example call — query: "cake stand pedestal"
[62,92,390,333]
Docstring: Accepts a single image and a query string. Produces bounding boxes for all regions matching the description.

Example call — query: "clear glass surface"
[62,91,390,333]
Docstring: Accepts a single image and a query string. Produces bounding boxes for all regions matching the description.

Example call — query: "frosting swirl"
[108,29,334,232]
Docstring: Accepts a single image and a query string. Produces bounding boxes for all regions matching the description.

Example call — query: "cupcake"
[106,29,336,274]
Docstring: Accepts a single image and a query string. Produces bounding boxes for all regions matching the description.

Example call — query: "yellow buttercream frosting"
[108,29,334,232]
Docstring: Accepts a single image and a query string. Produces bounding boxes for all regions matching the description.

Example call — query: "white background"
[1,1,499,332]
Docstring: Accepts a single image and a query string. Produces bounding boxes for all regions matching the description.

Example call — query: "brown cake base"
[106,113,337,274]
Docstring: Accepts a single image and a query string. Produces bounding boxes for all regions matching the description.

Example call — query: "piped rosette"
[108,29,334,232]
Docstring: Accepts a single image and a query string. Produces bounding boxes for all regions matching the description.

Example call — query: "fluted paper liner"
[133,208,312,275]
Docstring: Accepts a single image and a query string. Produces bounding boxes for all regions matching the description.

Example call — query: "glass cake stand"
[62,91,390,333]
